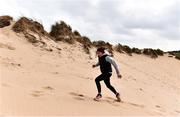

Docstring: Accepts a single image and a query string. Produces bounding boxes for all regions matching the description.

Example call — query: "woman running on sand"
[92,47,122,102]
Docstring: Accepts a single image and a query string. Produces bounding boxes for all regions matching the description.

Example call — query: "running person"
[92,47,122,101]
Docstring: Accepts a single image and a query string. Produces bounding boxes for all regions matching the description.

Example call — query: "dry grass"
[0,15,13,28]
[12,17,48,36]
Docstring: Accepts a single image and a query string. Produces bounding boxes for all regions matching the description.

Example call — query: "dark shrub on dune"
[132,48,142,54]
[50,21,93,54]
[143,48,158,58]
[93,40,113,51]
[50,21,72,38]
[24,33,38,43]
[175,53,180,60]
[12,17,50,45]
[92,40,114,56]
[75,36,92,54]
[73,30,81,37]
[12,17,47,36]
[0,15,13,28]
[83,44,90,54]
[154,49,164,56]
[50,21,75,44]
[75,36,92,47]
[122,45,132,56]
[169,51,180,60]
[115,43,132,56]
[115,43,123,53]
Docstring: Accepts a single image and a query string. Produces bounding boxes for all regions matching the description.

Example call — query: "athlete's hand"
[92,65,96,68]
[117,74,122,79]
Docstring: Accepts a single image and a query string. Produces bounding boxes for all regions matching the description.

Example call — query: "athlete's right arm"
[92,61,99,68]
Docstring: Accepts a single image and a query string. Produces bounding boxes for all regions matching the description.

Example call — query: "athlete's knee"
[105,83,112,88]
[95,78,99,83]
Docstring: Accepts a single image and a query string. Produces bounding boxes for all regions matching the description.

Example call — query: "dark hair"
[97,47,105,53]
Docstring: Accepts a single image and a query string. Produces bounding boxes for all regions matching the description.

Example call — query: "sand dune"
[0,24,180,116]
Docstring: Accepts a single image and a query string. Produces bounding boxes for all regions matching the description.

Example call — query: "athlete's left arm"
[105,56,120,76]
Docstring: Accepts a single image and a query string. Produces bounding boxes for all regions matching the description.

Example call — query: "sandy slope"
[0,25,180,116]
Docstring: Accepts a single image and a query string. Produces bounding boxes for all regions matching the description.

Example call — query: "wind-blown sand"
[0,25,180,116]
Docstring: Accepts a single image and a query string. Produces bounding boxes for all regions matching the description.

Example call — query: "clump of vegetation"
[0,15,13,28]
[93,40,113,51]
[12,17,47,36]
[115,43,123,53]
[73,30,81,37]
[76,36,92,54]
[143,48,158,58]
[92,40,114,56]
[50,21,75,44]
[24,33,39,43]
[154,49,164,56]
[12,17,51,47]
[115,43,132,56]
[50,21,94,54]
[175,53,180,60]
[132,48,142,54]
[83,44,90,54]
[76,36,92,47]
[168,51,180,60]
[122,45,132,56]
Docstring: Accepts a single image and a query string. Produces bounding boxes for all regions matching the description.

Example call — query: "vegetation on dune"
[50,21,94,54]
[93,40,113,50]
[115,43,164,58]
[142,48,164,58]
[143,48,158,58]
[132,47,142,54]
[115,44,133,56]
[12,17,48,35]
[154,49,164,56]
[168,51,180,60]
[7,16,180,60]
[73,30,81,37]
[50,21,75,44]
[175,53,180,60]
[12,17,50,46]
[0,15,13,28]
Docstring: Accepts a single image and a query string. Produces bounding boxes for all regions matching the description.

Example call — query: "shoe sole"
[93,98,101,101]
[116,96,121,102]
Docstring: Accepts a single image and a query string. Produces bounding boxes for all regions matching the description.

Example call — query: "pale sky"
[0,0,179,51]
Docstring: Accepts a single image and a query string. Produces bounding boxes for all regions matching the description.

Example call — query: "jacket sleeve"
[105,56,120,75]
[95,61,100,67]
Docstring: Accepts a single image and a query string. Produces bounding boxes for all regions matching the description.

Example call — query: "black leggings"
[95,73,117,95]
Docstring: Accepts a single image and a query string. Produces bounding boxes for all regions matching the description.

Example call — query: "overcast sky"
[0,0,179,51]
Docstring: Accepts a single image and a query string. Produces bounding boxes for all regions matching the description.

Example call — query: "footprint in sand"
[0,57,21,67]
[1,83,11,87]
[30,86,54,97]
[105,97,146,108]
[42,86,54,90]
[0,42,16,50]
[155,105,161,108]
[85,77,93,80]
[10,62,21,67]
[155,105,166,113]
[115,100,145,108]
[175,110,180,114]
[70,92,84,97]
[126,102,145,108]
[69,92,90,101]
[74,96,85,101]
[78,75,93,80]
[31,90,44,97]
[139,88,143,91]
[53,72,59,74]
